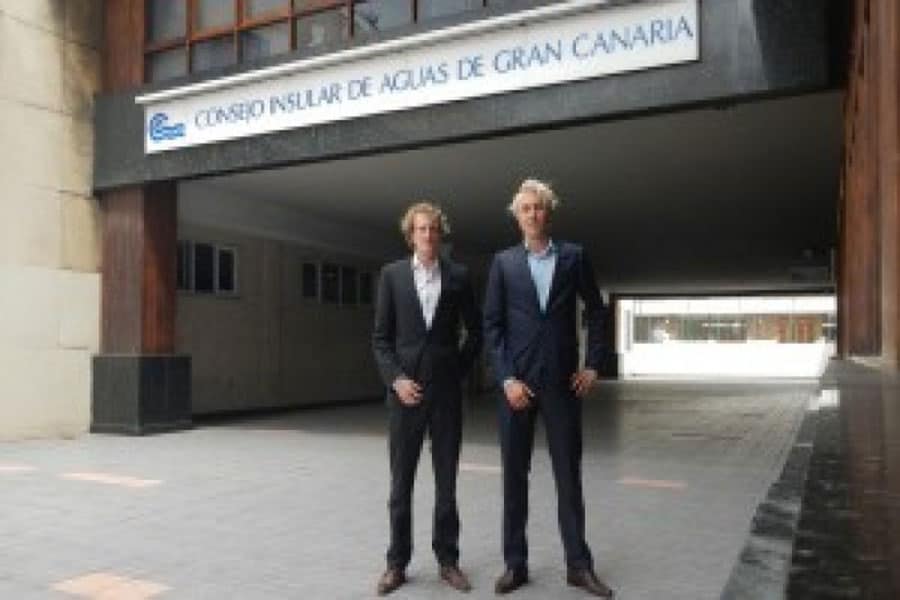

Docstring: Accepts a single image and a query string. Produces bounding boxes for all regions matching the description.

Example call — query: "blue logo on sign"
[148,112,186,142]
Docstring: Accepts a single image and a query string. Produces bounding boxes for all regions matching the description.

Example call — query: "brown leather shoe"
[494,568,528,594]
[440,565,472,592]
[376,567,406,596]
[566,568,614,598]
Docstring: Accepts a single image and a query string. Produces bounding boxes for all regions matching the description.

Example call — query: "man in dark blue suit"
[484,179,613,598]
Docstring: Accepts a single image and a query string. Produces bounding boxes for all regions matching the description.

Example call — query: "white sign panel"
[141,0,698,153]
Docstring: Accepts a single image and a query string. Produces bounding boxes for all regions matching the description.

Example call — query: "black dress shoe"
[566,568,614,598]
[440,564,472,592]
[376,567,406,596]
[494,568,528,594]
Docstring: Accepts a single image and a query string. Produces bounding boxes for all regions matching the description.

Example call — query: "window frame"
[300,259,321,302]
[144,0,489,82]
[358,270,374,306]
[216,244,240,296]
[176,239,240,297]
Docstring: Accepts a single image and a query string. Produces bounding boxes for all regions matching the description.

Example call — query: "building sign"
[140,0,698,153]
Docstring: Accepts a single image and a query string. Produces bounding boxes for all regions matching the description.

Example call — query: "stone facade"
[0,1,102,439]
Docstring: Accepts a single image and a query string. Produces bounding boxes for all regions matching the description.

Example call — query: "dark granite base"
[720,392,816,599]
[91,354,192,435]
[721,359,900,599]
[786,361,900,599]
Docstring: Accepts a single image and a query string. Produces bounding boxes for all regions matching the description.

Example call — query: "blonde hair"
[399,202,451,247]
[508,178,560,215]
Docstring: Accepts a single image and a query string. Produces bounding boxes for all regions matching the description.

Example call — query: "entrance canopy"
[180,90,841,294]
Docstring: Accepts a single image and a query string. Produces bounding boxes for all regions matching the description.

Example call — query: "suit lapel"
[432,257,450,324]
[515,245,543,315]
[402,257,428,334]
[546,242,568,310]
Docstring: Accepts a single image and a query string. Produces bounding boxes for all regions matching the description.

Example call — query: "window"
[630,297,837,345]
[352,0,412,36]
[245,0,291,19]
[145,0,490,82]
[301,262,319,299]
[321,263,340,304]
[147,0,187,43]
[194,243,216,293]
[177,240,238,296]
[193,35,236,72]
[302,260,372,306]
[218,246,237,292]
[296,7,350,51]
[341,266,358,305]
[359,271,373,305]
[177,240,193,291]
[146,47,189,82]
[418,0,481,21]
[242,22,291,62]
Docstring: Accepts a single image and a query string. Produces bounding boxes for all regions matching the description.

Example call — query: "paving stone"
[0,380,816,599]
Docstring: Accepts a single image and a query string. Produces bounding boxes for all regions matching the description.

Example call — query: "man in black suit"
[484,179,614,598]
[372,202,483,596]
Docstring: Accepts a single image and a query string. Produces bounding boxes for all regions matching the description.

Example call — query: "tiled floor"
[0,380,817,599]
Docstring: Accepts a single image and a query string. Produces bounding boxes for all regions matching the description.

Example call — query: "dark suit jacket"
[483,241,604,390]
[372,256,483,389]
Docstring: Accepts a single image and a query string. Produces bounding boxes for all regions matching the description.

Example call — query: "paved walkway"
[0,380,817,599]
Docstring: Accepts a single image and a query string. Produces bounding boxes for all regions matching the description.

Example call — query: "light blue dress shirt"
[526,240,556,312]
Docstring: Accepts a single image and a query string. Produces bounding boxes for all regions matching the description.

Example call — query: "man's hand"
[392,377,423,406]
[570,368,598,398]
[504,379,534,411]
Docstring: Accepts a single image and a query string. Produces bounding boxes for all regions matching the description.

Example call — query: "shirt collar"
[524,239,555,259]
[412,253,440,272]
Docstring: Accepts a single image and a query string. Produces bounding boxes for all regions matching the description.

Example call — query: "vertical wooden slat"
[840,0,882,357]
[234,0,241,64]
[104,0,144,91]
[894,3,900,367]
[142,183,178,354]
[188,0,195,72]
[101,188,145,354]
[880,0,900,366]
[100,184,178,355]
[101,2,178,355]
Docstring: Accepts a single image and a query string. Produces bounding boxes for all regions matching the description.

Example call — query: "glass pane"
[147,0,187,42]
[194,243,215,293]
[296,8,349,51]
[218,248,235,292]
[418,0,481,20]
[302,263,319,299]
[633,316,651,343]
[822,312,837,342]
[353,0,412,36]
[359,272,373,304]
[177,241,192,291]
[146,47,189,82]
[241,22,291,62]
[245,0,290,18]
[341,266,357,305]
[322,263,339,303]
[192,36,236,73]
[195,0,236,31]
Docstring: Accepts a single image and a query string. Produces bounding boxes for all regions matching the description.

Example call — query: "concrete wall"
[0,1,102,439]
[176,224,382,414]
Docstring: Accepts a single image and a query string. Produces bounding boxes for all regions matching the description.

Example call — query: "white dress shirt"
[412,254,441,329]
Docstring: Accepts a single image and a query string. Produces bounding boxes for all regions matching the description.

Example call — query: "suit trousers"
[498,384,593,572]
[386,381,462,569]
